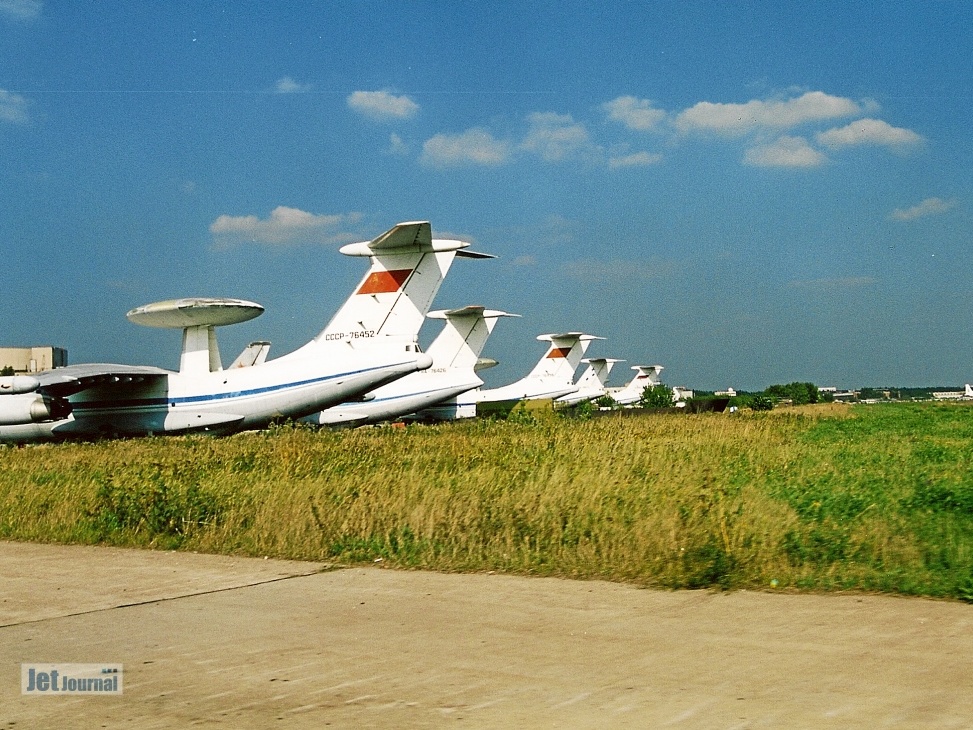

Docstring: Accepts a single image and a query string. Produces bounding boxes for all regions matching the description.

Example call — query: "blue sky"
[1,1,970,390]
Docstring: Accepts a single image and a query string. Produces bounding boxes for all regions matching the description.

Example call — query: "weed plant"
[3,402,973,599]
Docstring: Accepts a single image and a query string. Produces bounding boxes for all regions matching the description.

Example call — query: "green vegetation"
[639,383,674,409]
[765,381,819,405]
[3,403,973,600]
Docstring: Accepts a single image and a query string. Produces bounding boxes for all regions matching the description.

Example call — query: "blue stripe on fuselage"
[71,361,410,412]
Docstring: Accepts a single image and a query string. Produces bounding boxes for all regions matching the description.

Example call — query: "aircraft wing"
[29,364,172,397]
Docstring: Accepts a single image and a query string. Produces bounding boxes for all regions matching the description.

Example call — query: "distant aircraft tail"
[524,333,603,382]
[574,357,622,389]
[966,383,973,399]
[613,365,664,405]
[229,341,271,369]
[425,306,520,369]
[314,221,492,346]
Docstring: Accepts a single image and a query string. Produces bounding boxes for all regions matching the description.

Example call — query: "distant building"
[714,388,736,397]
[0,346,67,374]
[671,386,694,402]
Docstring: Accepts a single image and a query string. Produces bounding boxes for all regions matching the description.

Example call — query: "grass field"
[3,401,973,600]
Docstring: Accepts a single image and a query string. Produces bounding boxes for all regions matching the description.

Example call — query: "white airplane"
[310,305,518,427]
[610,365,665,406]
[556,357,623,406]
[0,220,476,443]
[474,332,602,406]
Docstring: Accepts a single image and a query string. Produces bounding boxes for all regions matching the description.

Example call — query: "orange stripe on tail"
[546,347,571,359]
[357,269,412,295]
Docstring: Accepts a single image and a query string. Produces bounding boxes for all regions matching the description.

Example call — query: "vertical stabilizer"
[229,341,271,369]
[314,221,492,346]
[613,365,665,405]
[525,333,603,381]
[575,358,622,388]
[425,306,520,369]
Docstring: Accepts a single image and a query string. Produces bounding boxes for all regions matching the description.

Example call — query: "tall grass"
[2,402,973,599]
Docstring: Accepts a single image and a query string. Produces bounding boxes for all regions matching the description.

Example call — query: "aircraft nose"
[415,353,434,371]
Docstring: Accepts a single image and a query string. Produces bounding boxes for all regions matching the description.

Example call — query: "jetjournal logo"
[22,664,123,695]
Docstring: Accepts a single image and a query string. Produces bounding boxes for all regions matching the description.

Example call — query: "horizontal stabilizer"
[474,357,499,372]
[338,221,472,256]
[456,250,496,259]
[427,306,520,320]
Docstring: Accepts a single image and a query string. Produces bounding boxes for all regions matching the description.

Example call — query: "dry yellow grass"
[3,403,973,598]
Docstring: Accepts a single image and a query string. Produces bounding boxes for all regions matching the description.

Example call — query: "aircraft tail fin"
[315,221,492,346]
[575,358,623,388]
[425,306,520,370]
[229,341,271,369]
[965,383,973,399]
[614,365,664,404]
[524,333,603,381]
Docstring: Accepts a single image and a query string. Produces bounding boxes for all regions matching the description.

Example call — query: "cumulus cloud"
[743,136,826,168]
[209,207,362,247]
[0,89,28,124]
[0,0,41,21]
[890,197,956,222]
[520,112,594,162]
[608,151,662,169]
[603,96,666,132]
[274,76,312,94]
[420,128,513,167]
[675,91,862,136]
[347,90,419,121]
[816,118,924,149]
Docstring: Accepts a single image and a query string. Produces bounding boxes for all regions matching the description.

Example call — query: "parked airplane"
[473,332,602,406]
[309,305,517,427]
[610,365,665,406]
[0,220,473,442]
[556,358,623,405]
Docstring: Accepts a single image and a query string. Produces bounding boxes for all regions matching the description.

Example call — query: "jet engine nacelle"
[0,393,71,426]
[0,375,41,395]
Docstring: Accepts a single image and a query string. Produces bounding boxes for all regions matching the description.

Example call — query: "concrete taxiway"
[2,541,972,728]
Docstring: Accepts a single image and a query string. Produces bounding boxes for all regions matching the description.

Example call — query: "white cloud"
[209,207,362,246]
[520,112,593,162]
[0,0,41,21]
[816,118,924,149]
[0,89,28,124]
[347,90,419,121]
[420,128,512,167]
[274,76,312,94]
[743,136,826,168]
[386,133,409,156]
[890,197,956,222]
[608,151,662,169]
[603,96,666,132]
[675,91,862,136]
